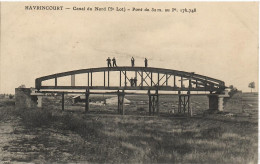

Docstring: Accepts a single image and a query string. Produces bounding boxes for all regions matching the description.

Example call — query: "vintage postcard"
[0,2,258,163]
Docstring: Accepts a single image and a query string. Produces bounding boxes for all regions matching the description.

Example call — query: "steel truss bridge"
[35,67,226,115]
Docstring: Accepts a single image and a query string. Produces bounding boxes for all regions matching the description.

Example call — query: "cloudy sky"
[0,2,258,93]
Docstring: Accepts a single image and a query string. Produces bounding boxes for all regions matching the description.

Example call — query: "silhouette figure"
[131,57,135,67]
[112,57,117,67]
[144,58,148,67]
[106,57,111,67]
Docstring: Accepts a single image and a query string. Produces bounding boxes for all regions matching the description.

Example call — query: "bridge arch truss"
[36,67,225,93]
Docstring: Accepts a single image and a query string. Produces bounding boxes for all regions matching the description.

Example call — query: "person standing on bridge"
[107,57,112,67]
[144,58,148,67]
[131,57,135,67]
[112,57,117,67]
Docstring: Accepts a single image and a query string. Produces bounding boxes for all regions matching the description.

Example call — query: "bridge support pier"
[85,89,90,112]
[118,90,125,115]
[208,92,229,111]
[148,90,159,116]
[178,91,192,116]
[62,92,64,111]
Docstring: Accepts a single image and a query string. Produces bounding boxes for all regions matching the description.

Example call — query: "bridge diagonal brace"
[157,74,166,86]
[122,70,131,84]
[144,72,157,86]
[161,74,172,86]
[138,71,151,87]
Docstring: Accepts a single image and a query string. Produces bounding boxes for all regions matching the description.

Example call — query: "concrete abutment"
[208,91,229,111]
[15,88,43,109]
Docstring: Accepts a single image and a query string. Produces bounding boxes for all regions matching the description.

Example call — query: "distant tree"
[228,85,238,97]
[248,82,255,93]
[9,94,14,99]
[18,84,26,88]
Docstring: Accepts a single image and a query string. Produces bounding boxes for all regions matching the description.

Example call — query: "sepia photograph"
[0,1,258,163]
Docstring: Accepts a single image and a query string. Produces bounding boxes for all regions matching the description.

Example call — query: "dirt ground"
[0,93,258,163]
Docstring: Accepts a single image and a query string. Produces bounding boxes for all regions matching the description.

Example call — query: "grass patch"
[0,96,258,163]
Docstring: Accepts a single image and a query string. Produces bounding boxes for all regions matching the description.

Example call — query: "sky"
[0,2,258,94]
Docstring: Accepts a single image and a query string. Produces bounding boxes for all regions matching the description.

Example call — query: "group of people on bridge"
[106,57,148,68]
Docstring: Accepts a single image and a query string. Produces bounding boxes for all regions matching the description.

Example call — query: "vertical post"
[183,95,186,113]
[141,71,143,87]
[188,95,191,115]
[120,71,121,87]
[158,73,160,86]
[55,77,57,87]
[122,93,125,115]
[85,89,89,112]
[196,79,198,88]
[108,71,110,87]
[104,71,106,87]
[88,72,89,87]
[178,91,181,113]
[125,71,127,86]
[166,74,168,86]
[62,92,64,111]
[91,72,93,86]
[148,90,151,116]
[152,96,155,115]
[174,75,176,87]
[156,90,159,116]
[181,76,183,88]
[151,72,153,86]
[117,90,120,113]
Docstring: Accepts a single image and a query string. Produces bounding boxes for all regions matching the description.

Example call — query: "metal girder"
[39,85,222,92]
[36,66,225,92]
